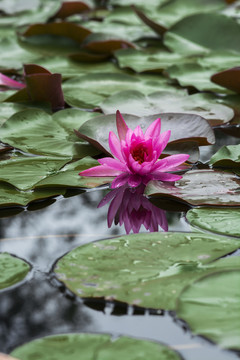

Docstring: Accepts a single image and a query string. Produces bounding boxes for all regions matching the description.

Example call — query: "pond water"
[0,130,239,360]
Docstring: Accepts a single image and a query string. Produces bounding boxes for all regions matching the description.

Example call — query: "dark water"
[0,129,240,359]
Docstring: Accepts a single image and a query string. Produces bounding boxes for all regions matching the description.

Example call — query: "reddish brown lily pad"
[132,5,167,36]
[5,64,65,111]
[81,33,135,55]
[75,112,215,157]
[211,67,240,93]
[145,169,240,206]
[52,1,91,20]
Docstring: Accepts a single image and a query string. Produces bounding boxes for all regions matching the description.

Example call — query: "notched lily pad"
[177,269,240,350]
[0,252,30,290]
[211,67,240,93]
[76,113,215,157]
[11,333,181,360]
[53,232,240,310]
[146,169,240,206]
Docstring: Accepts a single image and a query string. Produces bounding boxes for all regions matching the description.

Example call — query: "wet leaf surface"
[210,144,240,168]
[0,252,30,290]
[177,269,240,350]
[186,207,240,237]
[53,232,240,310]
[145,170,240,206]
[11,333,181,360]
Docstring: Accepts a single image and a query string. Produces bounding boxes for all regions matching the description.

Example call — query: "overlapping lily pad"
[186,207,240,237]
[0,109,99,158]
[0,252,30,290]
[209,144,240,168]
[76,113,215,157]
[177,269,240,350]
[146,169,240,206]
[53,232,240,310]
[11,333,181,360]
[101,91,234,126]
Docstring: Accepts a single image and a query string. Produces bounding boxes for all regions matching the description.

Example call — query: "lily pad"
[11,333,181,360]
[34,157,114,189]
[53,232,240,310]
[209,144,240,167]
[177,269,240,350]
[164,13,240,55]
[76,113,215,157]
[186,207,240,237]
[0,182,66,208]
[101,90,234,126]
[211,67,240,93]
[0,109,99,158]
[145,169,240,206]
[0,252,30,290]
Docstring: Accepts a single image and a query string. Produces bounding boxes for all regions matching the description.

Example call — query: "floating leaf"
[81,33,135,55]
[146,169,240,206]
[101,90,234,126]
[177,269,240,350]
[51,1,91,20]
[34,157,113,189]
[53,232,240,310]
[0,182,66,208]
[211,67,240,93]
[166,63,230,93]
[164,13,240,55]
[0,109,99,159]
[11,333,181,360]
[0,252,30,290]
[209,144,240,168]
[76,113,215,157]
[186,207,240,237]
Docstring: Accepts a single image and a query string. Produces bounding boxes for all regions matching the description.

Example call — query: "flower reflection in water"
[98,184,168,234]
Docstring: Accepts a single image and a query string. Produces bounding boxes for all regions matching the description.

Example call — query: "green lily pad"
[11,333,181,360]
[0,252,30,290]
[209,144,240,168]
[164,13,240,55]
[76,113,215,157]
[0,103,29,127]
[101,90,234,126]
[166,63,230,93]
[114,48,186,73]
[145,169,240,206]
[0,182,66,208]
[0,108,99,158]
[176,269,240,350]
[34,157,114,189]
[0,156,70,190]
[53,232,240,310]
[186,207,240,237]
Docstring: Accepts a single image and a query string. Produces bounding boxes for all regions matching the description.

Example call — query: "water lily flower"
[79,111,189,188]
[98,184,168,234]
[0,73,25,89]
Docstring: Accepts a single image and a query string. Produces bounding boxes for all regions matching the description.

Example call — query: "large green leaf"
[0,156,70,190]
[34,157,114,189]
[0,109,99,158]
[0,252,30,290]
[164,13,240,55]
[166,63,230,93]
[186,207,240,237]
[76,113,215,157]
[177,269,240,350]
[0,182,66,208]
[146,169,240,206]
[209,144,240,168]
[11,333,181,360]
[53,232,240,310]
[101,90,234,126]
[0,103,29,127]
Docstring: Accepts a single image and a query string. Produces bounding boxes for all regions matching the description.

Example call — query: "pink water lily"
[79,111,189,188]
[0,73,25,89]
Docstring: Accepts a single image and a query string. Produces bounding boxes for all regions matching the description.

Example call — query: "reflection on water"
[98,184,168,234]
[0,189,237,360]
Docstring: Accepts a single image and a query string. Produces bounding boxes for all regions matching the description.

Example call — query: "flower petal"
[154,130,171,157]
[109,131,124,162]
[153,154,189,171]
[79,165,121,177]
[111,173,130,188]
[98,157,127,172]
[151,171,182,182]
[0,73,25,89]
[145,118,161,139]
[128,174,142,187]
[116,110,128,141]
